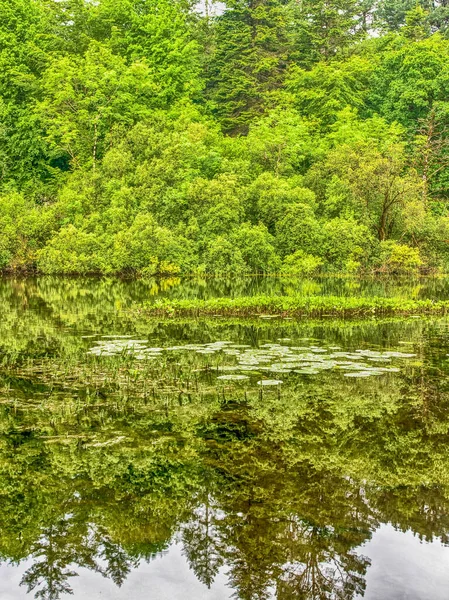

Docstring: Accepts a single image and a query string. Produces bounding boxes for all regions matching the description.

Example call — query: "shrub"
[232,224,281,273]
[344,258,362,274]
[275,203,322,256]
[203,236,247,275]
[250,172,316,232]
[111,213,195,274]
[281,250,323,276]
[320,218,372,270]
[378,241,423,274]
[0,192,52,271]
[37,225,101,274]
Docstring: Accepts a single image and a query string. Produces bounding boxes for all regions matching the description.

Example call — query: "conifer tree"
[205,0,293,134]
[291,0,371,65]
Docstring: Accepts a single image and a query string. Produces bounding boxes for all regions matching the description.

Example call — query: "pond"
[1,276,449,599]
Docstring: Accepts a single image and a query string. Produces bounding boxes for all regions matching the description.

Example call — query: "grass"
[132,295,449,318]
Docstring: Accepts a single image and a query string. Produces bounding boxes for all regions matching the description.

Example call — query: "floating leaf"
[344,371,382,378]
[294,368,320,375]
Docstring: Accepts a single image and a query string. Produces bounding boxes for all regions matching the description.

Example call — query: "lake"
[1,276,449,600]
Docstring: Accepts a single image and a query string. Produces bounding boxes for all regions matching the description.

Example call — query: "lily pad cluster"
[87,337,163,358]
[216,343,415,380]
[87,336,416,382]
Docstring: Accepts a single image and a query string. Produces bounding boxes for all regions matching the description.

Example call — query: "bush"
[250,172,316,232]
[0,192,52,271]
[281,250,323,276]
[232,224,281,273]
[203,236,247,275]
[111,213,195,274]
[378,241,423,274]
[344,258,362,275]
[275,203,322,256]
[37,225,101,274]
[320,218,372,270]
[37,214,197,275]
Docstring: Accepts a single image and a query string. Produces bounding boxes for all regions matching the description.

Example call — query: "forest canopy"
[2,0,449,275]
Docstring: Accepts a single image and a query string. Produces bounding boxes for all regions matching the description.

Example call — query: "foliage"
[204,0,294,133]
[203,236,247,275]
[287,57,374,128]
[275,202,322,257]
[320,217,371,269]
[231,223,280,274]
[0,192,53,269]
[377,241,423,274]
[281,250,323,276]
[1,0,449,275]
[145,294,449,318]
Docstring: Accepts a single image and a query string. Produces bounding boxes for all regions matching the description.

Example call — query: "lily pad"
[368,357,391,363]
[385,351,416,358]
[294,368,320,375]
[344,371,382,378]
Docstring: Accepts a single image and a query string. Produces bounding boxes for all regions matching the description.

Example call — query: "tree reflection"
[182,496,224,588]
[20,517,97,600]
[0,282,449,598]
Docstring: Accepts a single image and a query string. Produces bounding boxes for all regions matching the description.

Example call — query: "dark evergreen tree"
[205,0,293,134]
[290,0,371,65]
[375,0,449,34]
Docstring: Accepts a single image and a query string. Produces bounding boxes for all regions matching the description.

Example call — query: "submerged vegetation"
[2,0,449,275]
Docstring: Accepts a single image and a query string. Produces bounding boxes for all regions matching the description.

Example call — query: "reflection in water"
[0,277,449,599]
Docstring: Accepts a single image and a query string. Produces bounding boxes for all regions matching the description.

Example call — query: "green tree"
[309,114,424,243]
[37,43,158,170]
[90,0,201,104]
[287,56,374,128]
[291,0,370,65]
[249,172,316,233]
[203,236,247,274]
[375,0,449,35]
[232,223,280,273]
[205,0,293,133]
[275,202,323,257]
[369,34,449,134]
[0,0,57,192]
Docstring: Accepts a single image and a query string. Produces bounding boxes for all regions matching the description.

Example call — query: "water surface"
[1,277,449,599]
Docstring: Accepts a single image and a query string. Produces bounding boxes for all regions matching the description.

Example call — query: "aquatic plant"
[134,295,449,318]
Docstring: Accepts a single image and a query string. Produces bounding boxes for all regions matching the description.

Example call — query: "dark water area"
[1,277,449,599]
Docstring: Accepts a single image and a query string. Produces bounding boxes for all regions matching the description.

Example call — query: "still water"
[1,276,449,600]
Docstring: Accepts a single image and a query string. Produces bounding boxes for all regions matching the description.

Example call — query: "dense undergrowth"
[2,1,449,275]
